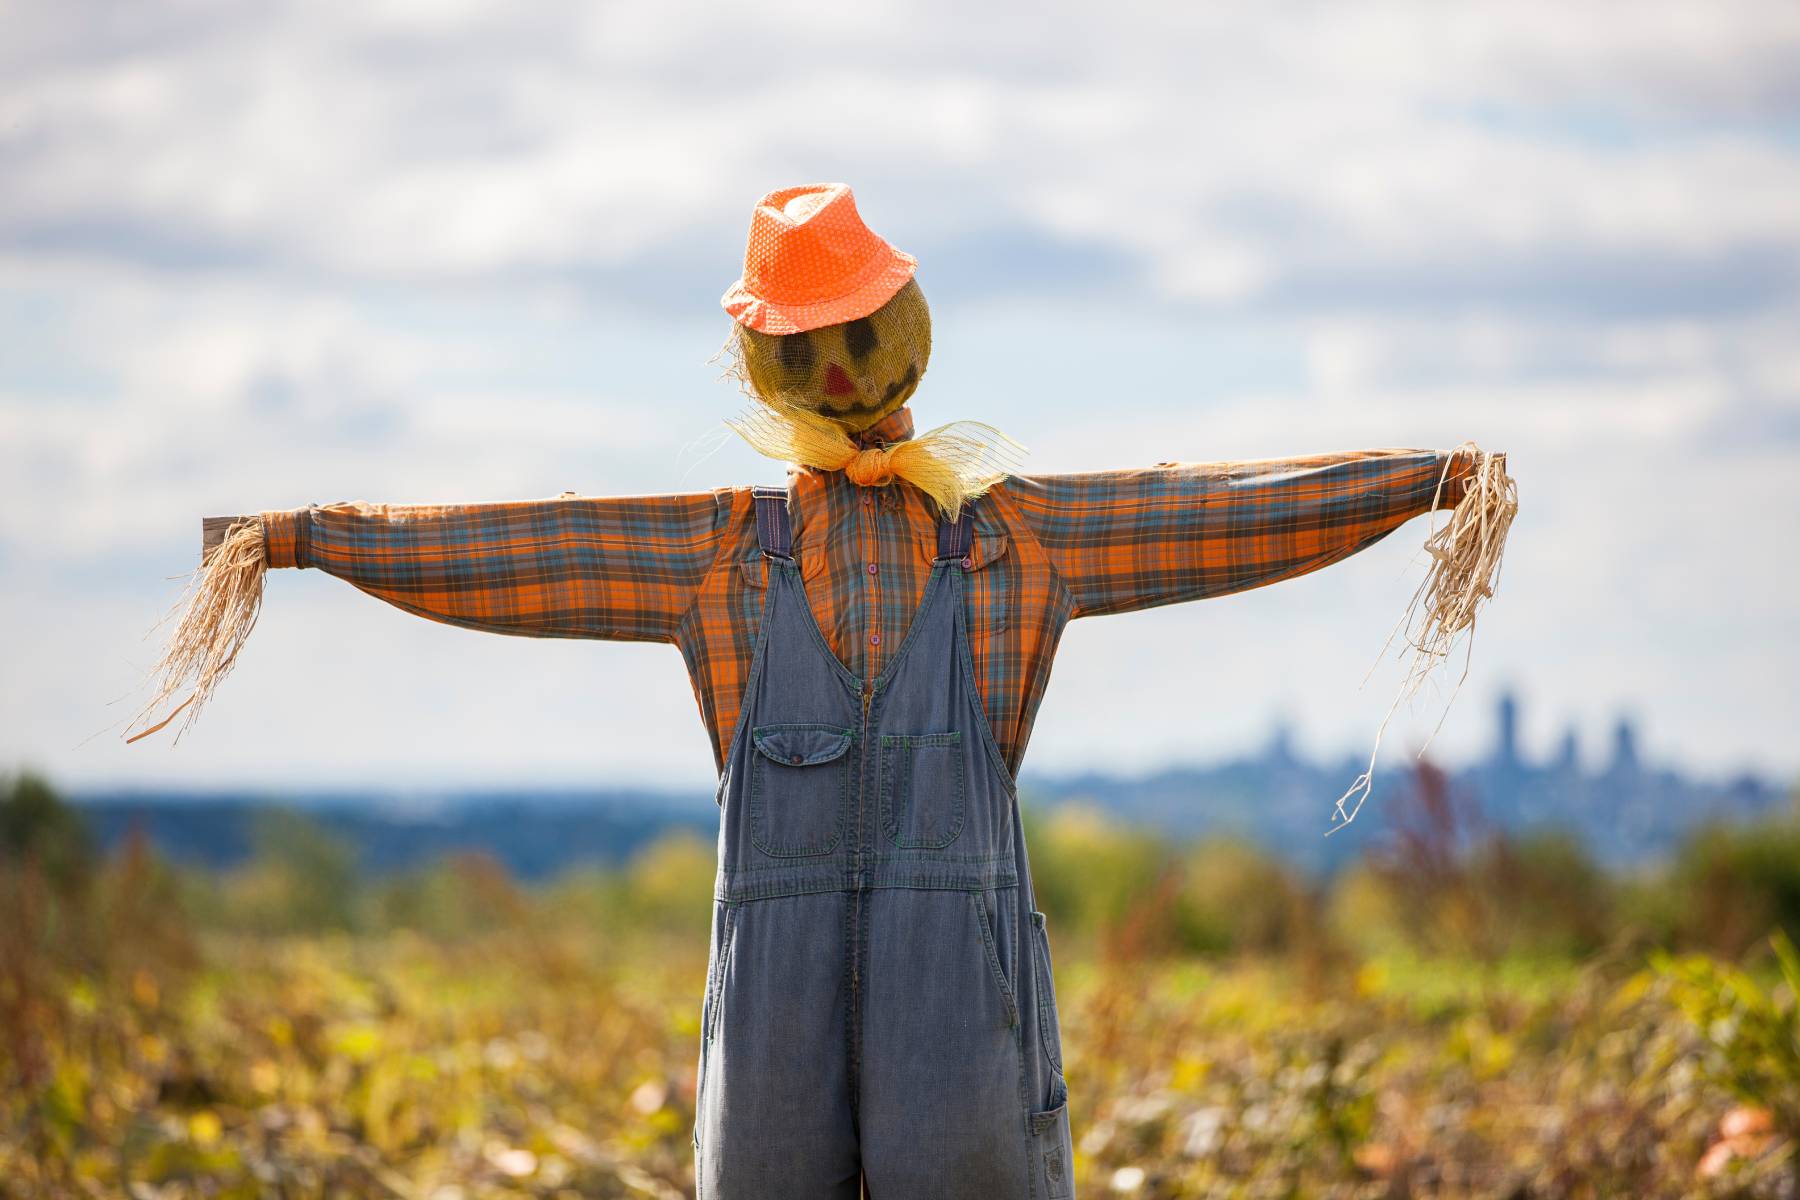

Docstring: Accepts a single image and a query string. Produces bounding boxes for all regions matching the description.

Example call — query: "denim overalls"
[693,488,1074,1199]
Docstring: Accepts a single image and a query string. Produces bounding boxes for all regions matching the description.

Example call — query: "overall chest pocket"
[879,731,966,849]
[750,724,853,857]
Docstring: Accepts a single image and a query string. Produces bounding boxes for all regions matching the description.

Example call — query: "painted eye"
[777,331,814,375]
[843,317,878,360]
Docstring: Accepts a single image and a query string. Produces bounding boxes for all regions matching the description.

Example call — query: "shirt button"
[960,556,973,569]
[867,561,878,575]
[870,633,881,646]
[790,753,804,765]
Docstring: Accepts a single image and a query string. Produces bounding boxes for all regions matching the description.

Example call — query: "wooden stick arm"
[201,515,252,563]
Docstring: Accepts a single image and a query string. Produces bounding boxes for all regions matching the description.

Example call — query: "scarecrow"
[137,183,1515,1199]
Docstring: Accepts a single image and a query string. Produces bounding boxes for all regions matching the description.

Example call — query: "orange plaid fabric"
[259,408,1474,775]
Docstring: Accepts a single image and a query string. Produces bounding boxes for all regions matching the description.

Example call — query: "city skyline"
[65,689,1790,883]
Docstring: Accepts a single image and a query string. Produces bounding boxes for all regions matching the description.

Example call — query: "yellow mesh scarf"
[726,397,1025,521]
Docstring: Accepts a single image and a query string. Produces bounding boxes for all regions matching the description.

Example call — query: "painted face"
[736,279,931,432]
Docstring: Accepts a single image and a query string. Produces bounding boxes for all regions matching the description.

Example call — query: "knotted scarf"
[725,398,1026,521]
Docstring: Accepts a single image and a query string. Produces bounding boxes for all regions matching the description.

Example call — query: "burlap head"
[726,278,932,433]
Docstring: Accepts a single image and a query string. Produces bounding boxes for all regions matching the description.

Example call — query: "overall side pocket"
[968,890,1019,1029]
[1031,910,1064,1073]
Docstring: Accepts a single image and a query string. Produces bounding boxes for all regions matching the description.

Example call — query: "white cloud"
[1,0,1796,787]
[6,1,1797,296]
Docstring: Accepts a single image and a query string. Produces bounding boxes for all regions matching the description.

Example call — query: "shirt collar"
[852,406,915,448]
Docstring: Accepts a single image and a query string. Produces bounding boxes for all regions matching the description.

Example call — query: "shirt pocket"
[739,548,828,589]
[919,529,1012,638]
[749,724,853,857]
[966,533,1012,640]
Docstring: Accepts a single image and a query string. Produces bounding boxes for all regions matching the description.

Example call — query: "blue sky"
[2,0,1797,797]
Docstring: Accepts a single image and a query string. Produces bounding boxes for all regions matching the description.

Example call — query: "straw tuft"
[1330,445,1518,831]
[126,519,268,744]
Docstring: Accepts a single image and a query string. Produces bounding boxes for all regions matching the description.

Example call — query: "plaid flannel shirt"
[260,407,1473,774]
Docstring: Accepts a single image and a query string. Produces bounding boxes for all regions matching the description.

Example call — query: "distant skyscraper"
[1265,717,1297,767]
[1494,691,1521,770]
[1554,726,1580,774]
[1609,717,1642,776]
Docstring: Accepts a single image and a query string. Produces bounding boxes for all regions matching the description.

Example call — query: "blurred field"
[2,769,1797,1199]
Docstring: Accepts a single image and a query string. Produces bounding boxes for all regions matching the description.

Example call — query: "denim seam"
[867,871,1018,888]
[716,865,1016,885]
[713,878,858,902]
[878,732,961,746]
[842,875,857,1125]
[847,873,874,1120]
[721,861,862,874]
[865,849,1010,865]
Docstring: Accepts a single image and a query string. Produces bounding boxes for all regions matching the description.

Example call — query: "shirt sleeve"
[1007,447,1476,619]
[258,489,740,642]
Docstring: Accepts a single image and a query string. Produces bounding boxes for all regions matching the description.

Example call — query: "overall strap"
[752,486,793,560]
[936,506,974,562]
[758,484,968,562]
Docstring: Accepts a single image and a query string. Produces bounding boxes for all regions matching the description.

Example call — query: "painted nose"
[823,363,856,396]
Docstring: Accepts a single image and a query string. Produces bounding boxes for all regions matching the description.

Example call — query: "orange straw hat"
[721,183,918,334]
